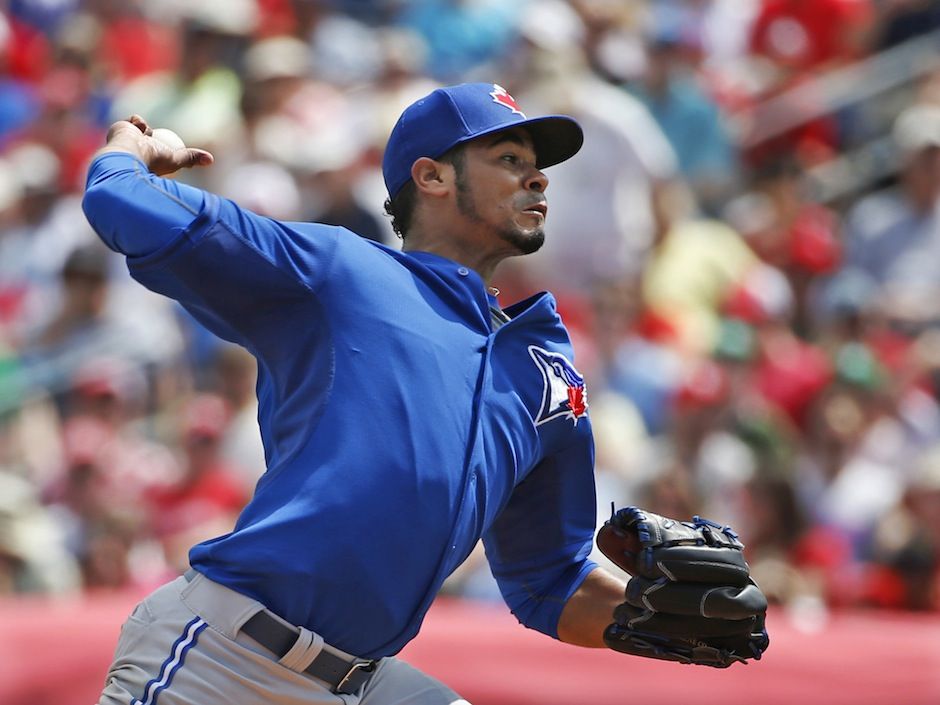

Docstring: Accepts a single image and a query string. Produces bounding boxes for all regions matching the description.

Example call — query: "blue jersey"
[82,153,598,659]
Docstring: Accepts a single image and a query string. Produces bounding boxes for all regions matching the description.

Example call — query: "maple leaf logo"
[490,84,526,117]
[567,386,587,419]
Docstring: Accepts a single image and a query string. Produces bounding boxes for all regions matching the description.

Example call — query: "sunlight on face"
[453,128,548,256]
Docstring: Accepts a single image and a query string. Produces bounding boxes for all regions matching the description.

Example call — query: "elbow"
[500,587,564,639]
[81,183,107,233]
[81,182,120,252]
[497,560,599,639]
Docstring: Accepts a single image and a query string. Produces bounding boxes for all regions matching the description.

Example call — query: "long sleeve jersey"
[82,152,598,658]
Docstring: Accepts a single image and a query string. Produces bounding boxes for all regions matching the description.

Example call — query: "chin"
[502,227,544,255]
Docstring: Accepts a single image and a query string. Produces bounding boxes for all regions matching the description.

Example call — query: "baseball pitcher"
[82,83,768,705]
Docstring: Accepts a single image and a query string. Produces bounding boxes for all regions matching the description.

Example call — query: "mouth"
[522,201,548,219]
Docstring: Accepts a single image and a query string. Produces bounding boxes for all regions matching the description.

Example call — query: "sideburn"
[452,150,483,223]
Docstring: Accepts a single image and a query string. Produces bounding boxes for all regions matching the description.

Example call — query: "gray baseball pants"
[97,572,471,705]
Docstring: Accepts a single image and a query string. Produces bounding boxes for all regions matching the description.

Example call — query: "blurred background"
[1,0,940,702]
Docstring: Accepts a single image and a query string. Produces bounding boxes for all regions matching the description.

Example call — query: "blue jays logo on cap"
[490,84,525,116]
[383,82,584,198]
[528,345,588,426]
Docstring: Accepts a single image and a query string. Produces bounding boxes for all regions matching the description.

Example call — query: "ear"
[411,157,452,197]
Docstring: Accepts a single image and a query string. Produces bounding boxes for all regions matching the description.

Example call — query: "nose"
[525,167,548,194]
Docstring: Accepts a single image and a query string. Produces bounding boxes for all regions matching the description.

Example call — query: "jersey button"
[457,267,470,276]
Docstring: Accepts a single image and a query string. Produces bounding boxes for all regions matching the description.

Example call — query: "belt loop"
[278,626,325,673]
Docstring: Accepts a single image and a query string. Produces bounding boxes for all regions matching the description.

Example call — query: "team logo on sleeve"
[490,84,526,117]
[528,346,588,426]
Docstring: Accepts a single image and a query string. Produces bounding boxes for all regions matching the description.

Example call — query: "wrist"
[98,132,150,162]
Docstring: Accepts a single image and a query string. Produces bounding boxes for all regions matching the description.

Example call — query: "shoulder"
[270,221,395,257]
[289,225,420,290]
[301,224,401,263]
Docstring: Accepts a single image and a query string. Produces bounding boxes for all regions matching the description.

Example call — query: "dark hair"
[384,145,466,239]
[384,181,417,239]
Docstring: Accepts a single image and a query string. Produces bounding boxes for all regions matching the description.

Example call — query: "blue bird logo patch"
[528,345,588,426]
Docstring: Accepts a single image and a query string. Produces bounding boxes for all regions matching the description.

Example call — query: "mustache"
[518,195,548,212]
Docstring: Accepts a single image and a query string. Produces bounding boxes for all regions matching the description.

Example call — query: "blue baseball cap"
[382,82,584,198]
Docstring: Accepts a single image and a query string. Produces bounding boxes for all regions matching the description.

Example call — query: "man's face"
[450,128,549,255]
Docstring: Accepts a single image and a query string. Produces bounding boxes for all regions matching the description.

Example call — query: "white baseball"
[151,127,186,151]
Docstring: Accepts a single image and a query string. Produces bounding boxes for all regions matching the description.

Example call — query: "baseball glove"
[596,506,769,668]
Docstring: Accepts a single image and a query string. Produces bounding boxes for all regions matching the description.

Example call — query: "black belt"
[184,569,375,694]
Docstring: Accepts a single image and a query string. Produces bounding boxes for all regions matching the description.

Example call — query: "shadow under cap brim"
[455,114,584,169]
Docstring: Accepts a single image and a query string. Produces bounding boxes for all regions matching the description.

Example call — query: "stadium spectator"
[509,7,681,292]
[146,394,248,575]
[44,415,172,589]
[19,244,180,406]
[794,343,928,555]
[628,11,740,211]
[396,0,521,81]
[0,470,79,594]
[838,103,940,294]
[0,143,95,341]
[724,156,842,337]
[873,0,940,51]
[109,1,253,155]
[866,444,940,610]
[749,0,875,77]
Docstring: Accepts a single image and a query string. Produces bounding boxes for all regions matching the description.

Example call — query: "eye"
[501,153,520,165]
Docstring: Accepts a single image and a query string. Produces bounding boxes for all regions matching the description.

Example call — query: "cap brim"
[522,115,584,169]
[453,114,584,169]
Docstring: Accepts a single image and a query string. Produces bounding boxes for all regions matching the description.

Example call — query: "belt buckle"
[334,659,376,695]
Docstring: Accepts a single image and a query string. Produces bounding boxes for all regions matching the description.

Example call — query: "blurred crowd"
[1,0,940,621]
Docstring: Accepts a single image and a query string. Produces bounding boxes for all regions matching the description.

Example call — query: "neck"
[402,233,508,285]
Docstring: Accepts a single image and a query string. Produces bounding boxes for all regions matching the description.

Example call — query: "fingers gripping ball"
[596,506,770,668]
[151,128,187,151]
[143,126,212,177]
